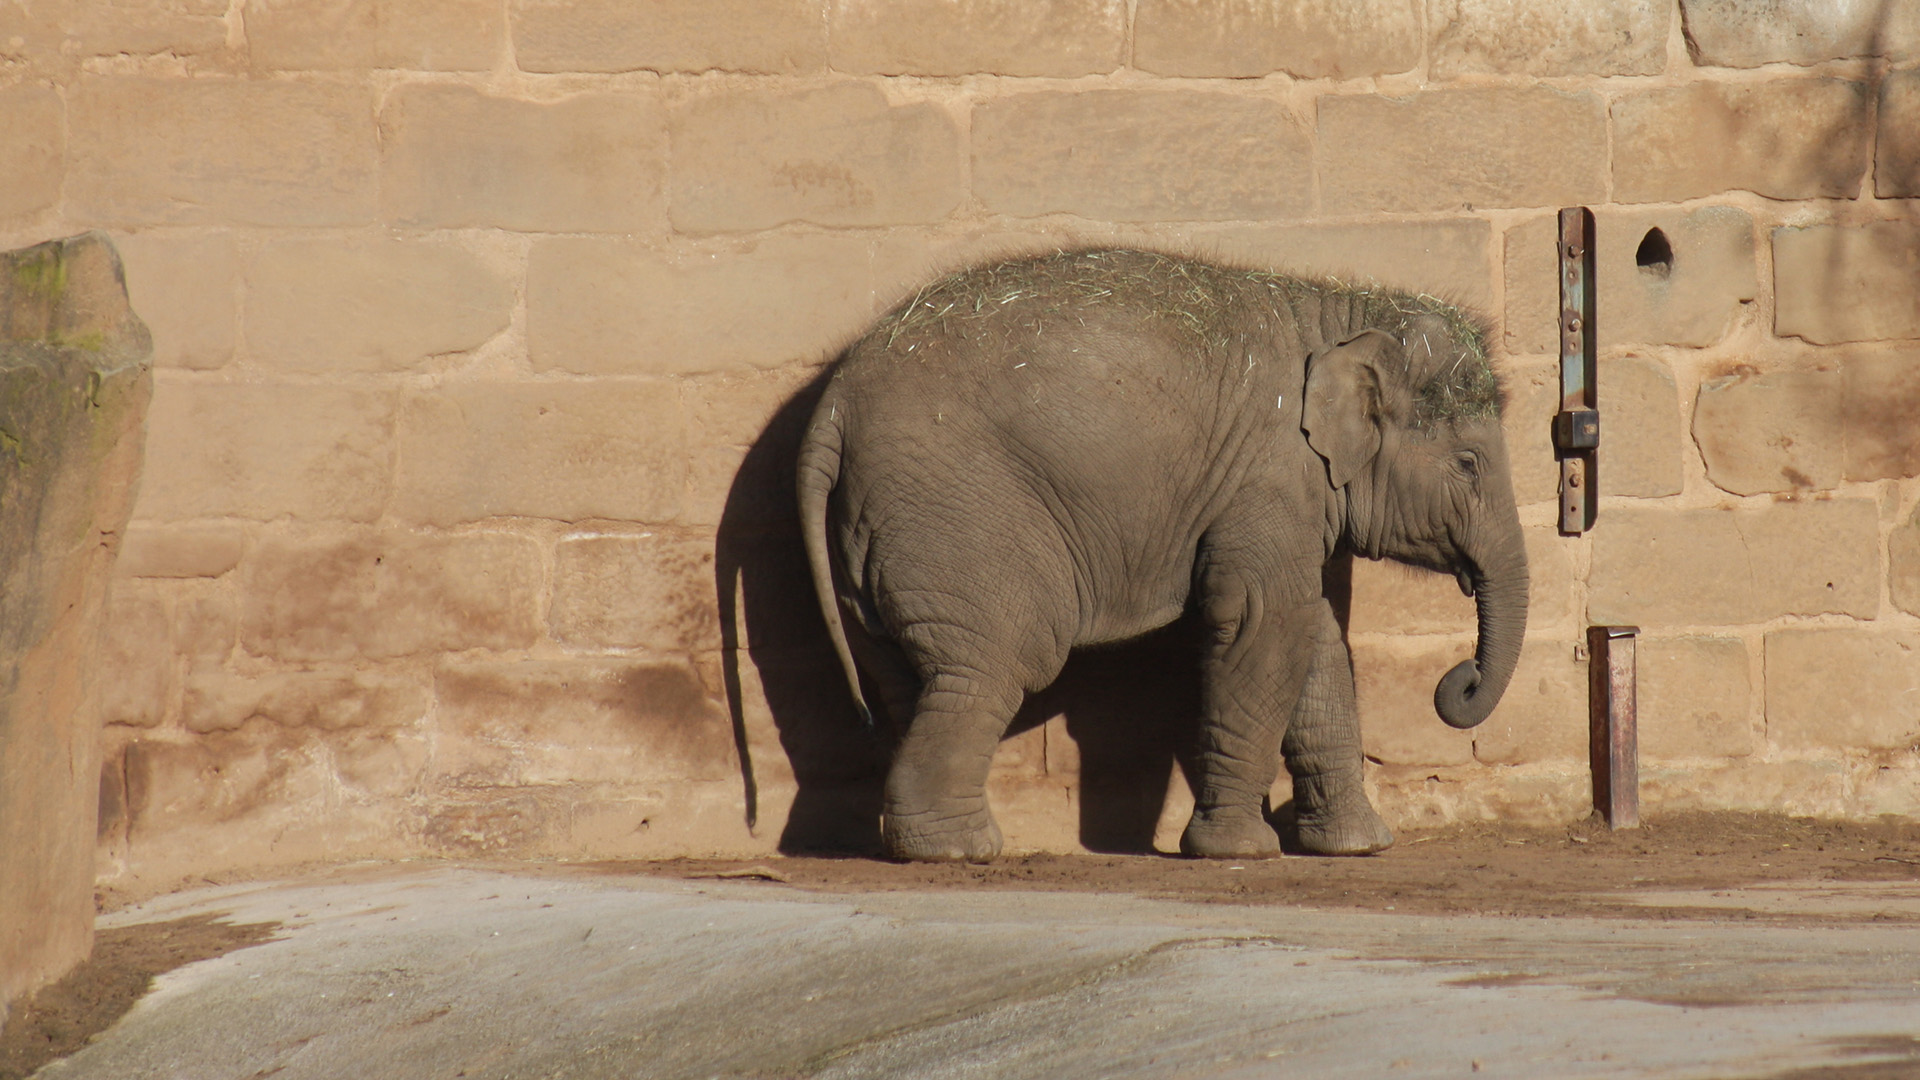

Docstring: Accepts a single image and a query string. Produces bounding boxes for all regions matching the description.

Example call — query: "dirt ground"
[4,812,1918,1079]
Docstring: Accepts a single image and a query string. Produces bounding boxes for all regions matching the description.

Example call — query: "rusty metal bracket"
[1555,207,1598,535]
[1588,625,1639,829]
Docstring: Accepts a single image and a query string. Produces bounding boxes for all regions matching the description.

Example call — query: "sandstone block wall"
[2,0,1915,892]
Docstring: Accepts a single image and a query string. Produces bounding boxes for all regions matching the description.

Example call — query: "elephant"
[796,248,1527,862]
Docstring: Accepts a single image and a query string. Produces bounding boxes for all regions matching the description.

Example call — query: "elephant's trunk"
[1433,516,1529,731]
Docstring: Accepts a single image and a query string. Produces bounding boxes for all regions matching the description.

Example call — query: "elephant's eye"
[1453,451,1481,480]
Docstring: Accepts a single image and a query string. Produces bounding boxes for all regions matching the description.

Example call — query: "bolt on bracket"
[1555,207,1598,536]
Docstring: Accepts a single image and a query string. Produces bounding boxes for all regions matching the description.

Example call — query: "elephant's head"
[1302,316,1528,730]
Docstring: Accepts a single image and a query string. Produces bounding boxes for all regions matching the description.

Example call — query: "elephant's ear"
[1302,329,1398,489]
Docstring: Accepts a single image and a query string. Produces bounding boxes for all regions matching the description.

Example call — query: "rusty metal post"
[1588,626,1640,829]
[1555,208,1599,535]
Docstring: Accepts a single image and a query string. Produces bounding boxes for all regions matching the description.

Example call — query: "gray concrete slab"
[35,866,1920,1080]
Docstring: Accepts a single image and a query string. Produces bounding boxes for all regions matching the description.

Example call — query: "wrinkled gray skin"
[799,250,1528,862]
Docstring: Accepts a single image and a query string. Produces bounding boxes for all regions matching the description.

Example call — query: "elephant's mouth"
[1455,568,1475,597]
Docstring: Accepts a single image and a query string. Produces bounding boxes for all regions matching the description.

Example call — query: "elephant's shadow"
[716,369,1316,856]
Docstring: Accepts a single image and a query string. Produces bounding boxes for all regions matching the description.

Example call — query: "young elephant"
[798,250,1527,862]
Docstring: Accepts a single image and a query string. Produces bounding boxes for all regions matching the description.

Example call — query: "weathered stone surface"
[550,533,719,652]
[5,1,234,76]
[433,659,736,785]
[1877,68,1920,197]
[98,588,173,730]
[1774,222,1920,344]
[0,86,61,222]
[1589,501,1880,626]
[1613,80,1873,203]
[1500,360,1559,508]
[246,237,512,372]
[1842,352,1920,483]
[1350,527,1573,637]
[1198,219,1493,312]
[381,85,665,232]
[975,90,1312,222]
[181,669,430,735]
[527,235,871,376]
[394,381,688,525]
[671,82,962,233]
[1318,88,1606,214]
[1504,207,1757,355]
[1766,628,1920,753]
[1469,640,1588,766]
[1429,0,1669,77]
[831,0,1123,76]
[239,531,541,661]
[247,0,501,70]
[1680,0,1920,67]
[1891,505,1920,618]
[0,234,152,1013]
[1596,355,1684,498]
[1353,640,1476,766]
[512,0,825,73]
[114,232,238,370]
[1639,636,1753,760]
[175,590,238,664]
[69,78,377,226]
[1134,0,1419,78]
[136,382,394,522]
[1693,368,1845,495]
[118,524,247,578]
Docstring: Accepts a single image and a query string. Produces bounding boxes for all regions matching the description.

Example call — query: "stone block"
[1134,0,1419,78]
[1891,504,1920,618]
[433,659,736,785]
[394,380,689,525]
[527,235,871,376]
[181,668,430,735]
[1500,359,1560,509]
[246,237,512,372]
[1693,368,1845,495]
[418,790,565,856]
[69,78,377,226]
[381,85,665,233]
[1639,636,1753,760]
[1503,207,1757,355]
[1429,0,1668,77]
[118,524,247,578]
[1595,355,1683,498]
[671,82,962,233]
[974,90,1312,222]
[247,0,502,70]
[1352,639,1476,766]
[1843,352,1920,483]
[1766,628,1920,753]
[114,232,238,370]
[1197,218,1493,312]
[550,533,720,652]
[0,233,152,1012]
[1612,80,1872,203]
[175,590,238,664]
[98,588,173,729]
[512,0,825,73]
[1350,526,1574,637]
[1318,88,1606,214]
[0,86,61,222]
[832,0,1124,76]
[1469,640,1588,766]
[238,530,542,661]
[135,381,394,523]
[1589,500,1880,626]
[1877,68,1920,197]
[1680,0,1920,67]
[1774,222,1920,344]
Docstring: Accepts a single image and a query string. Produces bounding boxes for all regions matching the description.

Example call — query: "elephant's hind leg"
[883,668,1025,862]
[1283,604,1393,855]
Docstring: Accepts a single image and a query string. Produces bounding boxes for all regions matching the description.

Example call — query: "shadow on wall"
[714,367,1214,856]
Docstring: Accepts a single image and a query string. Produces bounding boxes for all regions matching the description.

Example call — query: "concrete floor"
[37,866,1920,1080]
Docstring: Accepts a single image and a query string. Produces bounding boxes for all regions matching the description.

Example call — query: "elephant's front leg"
[1282,603,1393,855]
[1180,581,1317,859]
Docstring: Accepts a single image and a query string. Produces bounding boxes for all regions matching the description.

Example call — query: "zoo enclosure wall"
[3,0,1918,898]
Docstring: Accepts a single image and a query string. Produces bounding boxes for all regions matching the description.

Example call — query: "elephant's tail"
[796,397,873,729]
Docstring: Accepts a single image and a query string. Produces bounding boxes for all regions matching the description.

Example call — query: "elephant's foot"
[883,809,1003,863]
[1179,807,1282,859]
[1291,774,1394,856]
